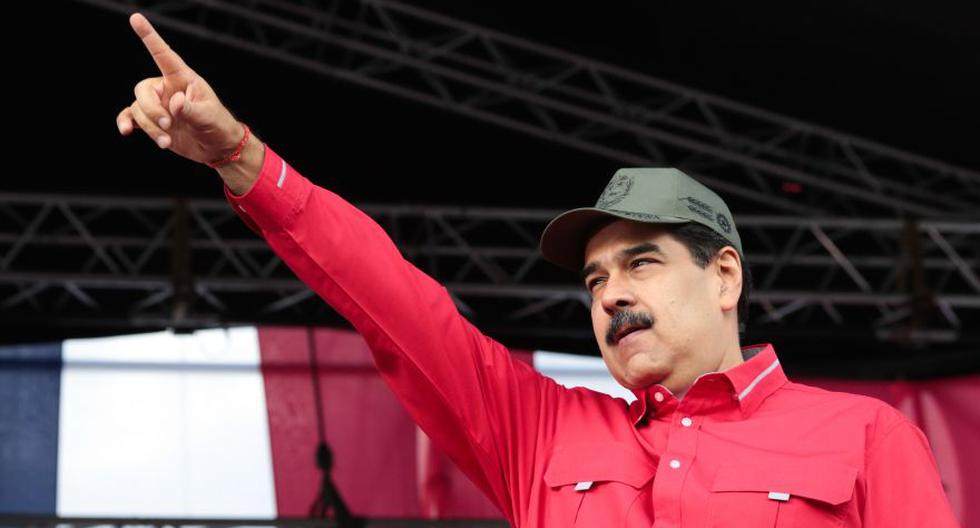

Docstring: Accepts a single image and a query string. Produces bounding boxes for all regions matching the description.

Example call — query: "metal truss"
[0,516,507,528]
[2,193,978,347]
[74,0,980,219]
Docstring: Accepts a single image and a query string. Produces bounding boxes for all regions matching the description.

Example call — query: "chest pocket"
[543,441,657,528]
[707,459,857,528]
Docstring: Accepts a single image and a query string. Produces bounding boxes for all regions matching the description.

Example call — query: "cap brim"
[539,207,690,272]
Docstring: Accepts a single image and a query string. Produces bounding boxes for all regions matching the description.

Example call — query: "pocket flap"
[544,441,657,489]
[711,459,857,505]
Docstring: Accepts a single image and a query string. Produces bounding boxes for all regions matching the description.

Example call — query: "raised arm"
[118,14,563,524]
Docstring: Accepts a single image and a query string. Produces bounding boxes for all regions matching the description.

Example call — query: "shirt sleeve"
[861,410,960,527]
[224,144,562,524]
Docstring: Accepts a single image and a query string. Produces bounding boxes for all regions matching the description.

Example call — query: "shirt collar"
[628,342,787,425]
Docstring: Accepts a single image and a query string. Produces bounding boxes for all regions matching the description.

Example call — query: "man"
[118,13,959,527]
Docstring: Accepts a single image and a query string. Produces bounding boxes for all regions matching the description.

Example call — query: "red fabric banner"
[259,326,425,517]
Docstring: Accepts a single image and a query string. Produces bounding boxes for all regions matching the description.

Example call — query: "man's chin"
[619,369,668,391]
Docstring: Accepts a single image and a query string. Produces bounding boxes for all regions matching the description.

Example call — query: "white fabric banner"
[57,327,277,518]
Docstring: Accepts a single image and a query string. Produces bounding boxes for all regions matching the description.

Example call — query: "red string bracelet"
[207,123,251,169]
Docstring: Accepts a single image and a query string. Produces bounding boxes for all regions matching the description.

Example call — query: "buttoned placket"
[650,377,730,528]
[653,413,697,525]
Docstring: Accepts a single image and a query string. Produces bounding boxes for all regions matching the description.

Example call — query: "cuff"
[224,143,311,233]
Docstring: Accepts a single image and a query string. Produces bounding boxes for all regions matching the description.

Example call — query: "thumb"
[169,89,188,119]
[169,79,204,125]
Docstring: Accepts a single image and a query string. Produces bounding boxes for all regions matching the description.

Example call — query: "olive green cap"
[539,168,742,271]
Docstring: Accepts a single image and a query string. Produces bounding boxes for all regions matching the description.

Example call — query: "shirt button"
[669,459,681,469]
[654,392,665,403]
[681,417,693,427]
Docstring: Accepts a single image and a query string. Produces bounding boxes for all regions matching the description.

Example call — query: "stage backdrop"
[1,326,975,526]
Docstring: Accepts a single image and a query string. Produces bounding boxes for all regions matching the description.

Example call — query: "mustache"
[606,310,654,345]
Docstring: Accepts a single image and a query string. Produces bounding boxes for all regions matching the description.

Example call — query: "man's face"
[581,219,736,394]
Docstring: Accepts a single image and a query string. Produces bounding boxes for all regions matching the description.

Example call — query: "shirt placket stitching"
[651,398,701,528]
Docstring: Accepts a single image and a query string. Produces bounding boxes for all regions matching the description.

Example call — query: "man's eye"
[631,258,656,268]
[587,277,605,290]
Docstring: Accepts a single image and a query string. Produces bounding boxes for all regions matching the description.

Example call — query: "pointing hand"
[117,13,246,166]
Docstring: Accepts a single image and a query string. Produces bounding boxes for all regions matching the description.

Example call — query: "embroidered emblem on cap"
[680,196,715,222]
[716,213,732,234]
[596,174,633,208]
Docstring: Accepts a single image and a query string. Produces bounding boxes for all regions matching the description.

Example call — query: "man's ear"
[715,246,742,312]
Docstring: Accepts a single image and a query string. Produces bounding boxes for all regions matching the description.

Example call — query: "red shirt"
[226,144,959,527]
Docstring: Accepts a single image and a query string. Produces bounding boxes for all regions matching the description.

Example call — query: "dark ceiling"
[4,1,979,377]
[11,0,980,202]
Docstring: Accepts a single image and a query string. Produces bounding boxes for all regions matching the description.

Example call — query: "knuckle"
[134,79,157,98]
[135,88,169,121]
[134,100,160,122]
[131,105,154,131]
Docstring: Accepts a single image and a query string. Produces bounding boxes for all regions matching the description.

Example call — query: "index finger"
[129,13,189,79]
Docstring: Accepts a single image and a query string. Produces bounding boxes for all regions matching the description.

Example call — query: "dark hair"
[663,222,752,333]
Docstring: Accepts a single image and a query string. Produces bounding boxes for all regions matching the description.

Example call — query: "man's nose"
[600,276,636,315]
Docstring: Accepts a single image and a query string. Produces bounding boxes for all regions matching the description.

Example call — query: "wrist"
[208,122,251,169]
[217,131,265,196]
